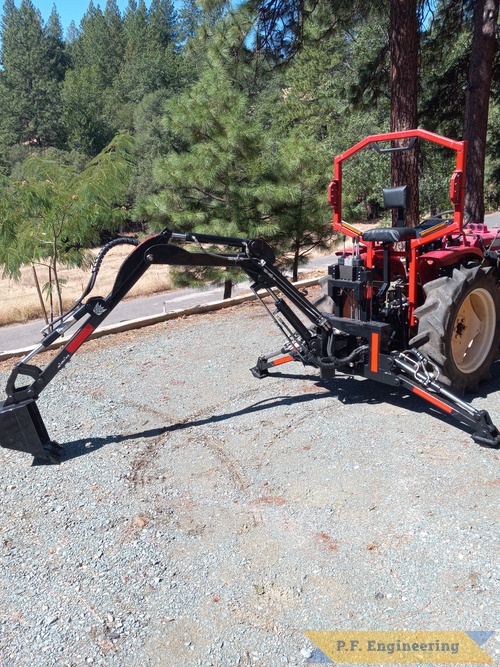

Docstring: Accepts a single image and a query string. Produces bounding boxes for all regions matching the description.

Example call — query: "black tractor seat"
[361,227,417,244]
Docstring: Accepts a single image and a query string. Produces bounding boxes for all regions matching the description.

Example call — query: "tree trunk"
[223,278,233,300]
[390,0,419,227]
[32,265,48,325]
[47,265,54,328]
[463,0,499,223]
[52,241,64,317]
[292,243,300,282]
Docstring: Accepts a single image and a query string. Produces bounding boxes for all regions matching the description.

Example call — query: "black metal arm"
[2,228,330,407]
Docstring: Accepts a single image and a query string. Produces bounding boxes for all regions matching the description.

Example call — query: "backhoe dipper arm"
[2,228,330,409]
[0,227,334,463]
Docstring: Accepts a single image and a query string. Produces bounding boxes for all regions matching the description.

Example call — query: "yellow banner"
[304,631,494,663]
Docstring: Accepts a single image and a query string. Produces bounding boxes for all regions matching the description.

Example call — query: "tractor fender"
[418,247,484,285]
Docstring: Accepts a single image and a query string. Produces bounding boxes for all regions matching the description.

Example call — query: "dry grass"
[0,245,173,327]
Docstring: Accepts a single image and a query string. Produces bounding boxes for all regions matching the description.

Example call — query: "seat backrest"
[383,185,408,227]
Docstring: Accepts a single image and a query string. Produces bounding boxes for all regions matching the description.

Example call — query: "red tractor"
[2,129,500,463]
[324,128,500,394]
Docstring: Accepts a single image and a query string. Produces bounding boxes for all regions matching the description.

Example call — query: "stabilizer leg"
[250,349,297,378]
[393,350,500,448]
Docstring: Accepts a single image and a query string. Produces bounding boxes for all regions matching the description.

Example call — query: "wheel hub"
[452,287,496,374]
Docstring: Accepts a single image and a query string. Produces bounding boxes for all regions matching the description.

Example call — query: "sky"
[27,1,137,34]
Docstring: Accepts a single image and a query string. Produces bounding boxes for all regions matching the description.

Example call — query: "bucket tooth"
[32,441,63,465]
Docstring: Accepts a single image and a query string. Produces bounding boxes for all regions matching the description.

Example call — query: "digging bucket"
[0,399,60,463]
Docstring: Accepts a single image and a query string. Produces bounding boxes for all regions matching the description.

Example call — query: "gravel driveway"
[0,301,499,666]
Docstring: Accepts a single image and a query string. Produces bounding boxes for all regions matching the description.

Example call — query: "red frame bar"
[331,129,467,232]
[330,129,467,326]
[272,355,294,367]
[370,332,380,373]
[411,386,454,414]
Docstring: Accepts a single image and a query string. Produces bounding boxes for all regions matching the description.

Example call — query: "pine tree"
[45,6,67,82]
[123,0,149,49]
[62,65,116,156]
[178,0,202,43]
[257,5,389,225]
[63,0,126,155]
[389,0,419,226]
[0,0,65,153]
[139,12,333,290]
[420,0,500,220]
[0,0,19,70]
[66,20,79,44]
[112,0,185,118]
[128,89,175,203]
[70,2,118,87]
[140,58,273,292]
[145,66,271,239]
[148,0,177,46]
[103,0,126,78]
[463,0,499,222]
[420,0,472,138]
[257,134,332,281]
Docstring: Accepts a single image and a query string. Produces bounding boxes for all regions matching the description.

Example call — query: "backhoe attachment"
[1,226,499,465]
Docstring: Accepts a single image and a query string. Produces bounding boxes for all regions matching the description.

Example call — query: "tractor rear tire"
[410,266,500,393]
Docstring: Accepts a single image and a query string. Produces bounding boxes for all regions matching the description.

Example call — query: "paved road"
[2,211,500,355]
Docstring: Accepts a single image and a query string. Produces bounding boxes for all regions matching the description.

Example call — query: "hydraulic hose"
[80,237,139,302]
[315,344,369,370]
[42,237,139,333]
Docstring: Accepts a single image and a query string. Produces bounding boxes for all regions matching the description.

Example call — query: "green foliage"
[419,143,456,216]
[61,65,116,156]
[346,11,390,111]
[178,0,202,42]
[129,89,178,204]
[485,103,500,211]
[0,0,67,152]
[68,2,123,87]
[0,133,136,317]
[260,4,389,223]
[256,134,333,279]
[143,66,273,239]
[419,1,473,137]
[44,6,68,82]
[0,0,497,304]
[140,12,335,285]
[104,0,126,76]
[340,145,390,222]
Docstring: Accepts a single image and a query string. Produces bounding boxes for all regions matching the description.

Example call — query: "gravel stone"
[0,303,499,666]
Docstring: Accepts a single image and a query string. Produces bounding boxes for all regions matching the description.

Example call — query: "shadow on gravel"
[250,367,500,445]
[474,359,500,397]
[59,367,500,461]
[319,372,500,441]
[59,389,334,461]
